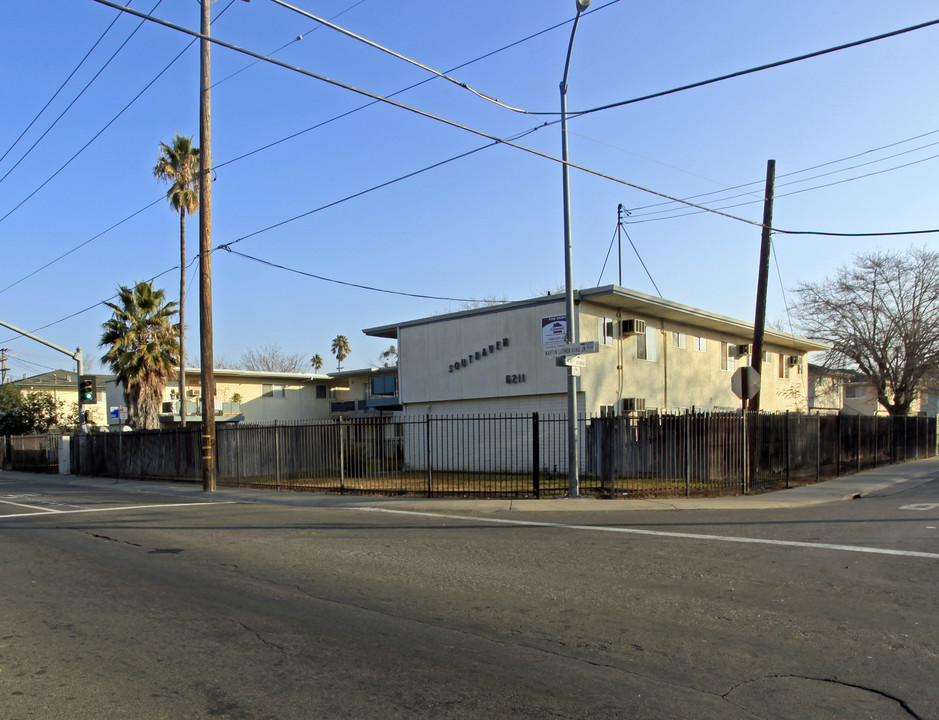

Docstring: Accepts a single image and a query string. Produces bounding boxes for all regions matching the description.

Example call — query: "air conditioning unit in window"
[621,319,646,336]
[622,397,646,413]
[736,344,750,356]
[788,355,801,367]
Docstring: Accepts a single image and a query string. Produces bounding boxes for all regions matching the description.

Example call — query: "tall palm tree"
[310,354,324,373]
[154,133,199,425]
[331,335,351,371]
[100,281,180,430]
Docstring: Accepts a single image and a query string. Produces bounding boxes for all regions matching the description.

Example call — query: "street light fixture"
[560,0,590,497]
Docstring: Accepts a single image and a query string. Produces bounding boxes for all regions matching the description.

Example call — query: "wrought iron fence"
[15,411,938,498]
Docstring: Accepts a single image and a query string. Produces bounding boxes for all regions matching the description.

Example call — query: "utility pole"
[199,0,217,492]
[616,204,624,286]
[749,159,776,412]
[0,348,8,384]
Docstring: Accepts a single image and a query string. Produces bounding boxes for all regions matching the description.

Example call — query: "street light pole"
[560,0,590,498]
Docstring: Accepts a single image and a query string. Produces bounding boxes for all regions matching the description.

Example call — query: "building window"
[721,342,735,372]
[693,336,706,352]
[778,354,789,379]
[599,317,614,346]
[845,385,861,399]
[637,326,658,361]
[371,375,397,397]
[316,385,327,399]
[262,383,286,398]
[672,331,686,349]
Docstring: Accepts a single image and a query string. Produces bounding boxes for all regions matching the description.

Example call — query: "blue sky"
[1,0,936,377]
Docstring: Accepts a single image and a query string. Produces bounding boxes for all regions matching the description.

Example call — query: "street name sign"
[544,341,600,358]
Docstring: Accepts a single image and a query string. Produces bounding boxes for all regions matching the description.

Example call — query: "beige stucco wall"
[576,301,808,413]
[211,378,330,422]
[13,384,108,426]
[399,298,568,406]
[397,298,811,415]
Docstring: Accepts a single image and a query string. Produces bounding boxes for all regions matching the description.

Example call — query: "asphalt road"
[1,465,937,719]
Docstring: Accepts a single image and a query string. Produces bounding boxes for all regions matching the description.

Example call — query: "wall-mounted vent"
[621,319,646,336]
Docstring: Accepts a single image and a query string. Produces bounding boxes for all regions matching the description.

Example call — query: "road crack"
[723,674,924,719]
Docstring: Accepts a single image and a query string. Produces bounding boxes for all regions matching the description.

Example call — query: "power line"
[220,126,540,250]
[213,1,622,171]
[0,0,129,167]
[211,0,372,88]
[0,197,164,296]
[622,128,939,214]
[268,0,529,114]
[565,17,939,117]
[221,247,493,303]
[626,136,939,219]
[0,5,587,295]
[0,0,239,226]
[88,0,770,231]
[0,0,164,188]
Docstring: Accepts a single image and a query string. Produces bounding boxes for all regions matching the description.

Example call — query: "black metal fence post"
[425,415,433,497]
[532,412,541,499]
[338,418,345,494]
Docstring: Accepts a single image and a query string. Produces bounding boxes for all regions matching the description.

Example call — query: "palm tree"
[330,335,351,371]
[379,344,397,367]
[100,281,179,430]
[154,133,199,425]
[310,354,324,373]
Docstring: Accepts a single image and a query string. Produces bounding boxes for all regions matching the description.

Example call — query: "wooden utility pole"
[199,0,216,492]
[749,159,776,412]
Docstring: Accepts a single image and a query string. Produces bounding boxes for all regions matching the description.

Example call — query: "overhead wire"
[268,0,529,113]
[563,17,939,117]
[625,151,939,231]
[221,247,492,303]
[0,0,165,188]
[626,136,939,219]
[0,0,130,167]
[87,0,771,231]
[0,0,238,226]
[212,1,622,171]
[1,3,591,296]
[6,0,937,327]
[211,0,372,88]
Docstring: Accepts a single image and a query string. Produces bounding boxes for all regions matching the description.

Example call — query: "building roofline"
[363,294,565,339]
[328,366,397,379]
[363,285,829,352]
[173,368,333,382]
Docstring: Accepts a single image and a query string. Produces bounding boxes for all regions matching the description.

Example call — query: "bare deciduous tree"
[793,247,939,415]
[238,343,308,373]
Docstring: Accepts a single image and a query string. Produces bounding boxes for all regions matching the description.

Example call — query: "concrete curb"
[9,455,932,514]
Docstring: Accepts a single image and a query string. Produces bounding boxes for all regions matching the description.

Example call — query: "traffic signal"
[79,376,97,404]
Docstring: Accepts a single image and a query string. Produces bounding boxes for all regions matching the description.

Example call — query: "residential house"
[9,370,111,426]
[105,368,336,428]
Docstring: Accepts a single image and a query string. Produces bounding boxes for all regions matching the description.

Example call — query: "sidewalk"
[33,455,939,514]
